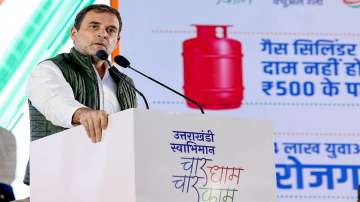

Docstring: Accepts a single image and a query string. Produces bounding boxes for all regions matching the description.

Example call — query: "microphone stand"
[127,65,204,114]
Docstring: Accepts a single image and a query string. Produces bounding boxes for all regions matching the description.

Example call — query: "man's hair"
[74,4,122,35]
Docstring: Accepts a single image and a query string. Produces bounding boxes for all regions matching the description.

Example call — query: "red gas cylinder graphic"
[182,25,244,109]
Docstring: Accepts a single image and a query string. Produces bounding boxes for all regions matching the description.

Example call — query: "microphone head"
[95,50,108,60]
[114,55,130,68]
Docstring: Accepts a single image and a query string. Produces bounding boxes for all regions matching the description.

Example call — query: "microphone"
[114,55,205,114]
[95,50,149,109]
[95,49,108,60]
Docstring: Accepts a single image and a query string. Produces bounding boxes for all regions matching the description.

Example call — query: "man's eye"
[90,25,98,29]
[107,28,116,34]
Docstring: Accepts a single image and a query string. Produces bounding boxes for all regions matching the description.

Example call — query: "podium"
[31,109,276,202]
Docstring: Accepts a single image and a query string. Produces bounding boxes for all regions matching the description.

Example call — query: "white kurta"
[26,60,121,128]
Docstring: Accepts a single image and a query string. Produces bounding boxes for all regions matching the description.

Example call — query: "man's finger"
[100,112,108,130]
[82,121,91,138]
[87,118,96,143]
[93,116,102,143]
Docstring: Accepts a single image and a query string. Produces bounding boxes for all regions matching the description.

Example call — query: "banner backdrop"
[119,1,360,201]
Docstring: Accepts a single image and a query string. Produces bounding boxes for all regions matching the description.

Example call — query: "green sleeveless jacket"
[24,48,137,185]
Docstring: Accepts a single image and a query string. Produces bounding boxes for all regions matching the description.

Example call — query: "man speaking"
[24,4,137,186]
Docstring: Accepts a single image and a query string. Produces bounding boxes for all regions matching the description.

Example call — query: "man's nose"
[96,28,108,39]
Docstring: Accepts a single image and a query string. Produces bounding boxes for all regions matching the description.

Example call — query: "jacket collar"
[70,47,97,78]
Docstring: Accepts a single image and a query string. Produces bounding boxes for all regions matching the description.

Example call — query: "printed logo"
[343,0,360,8]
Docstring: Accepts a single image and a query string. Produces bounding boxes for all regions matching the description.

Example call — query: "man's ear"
[70,27,78,41]
[115,36,120,47]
